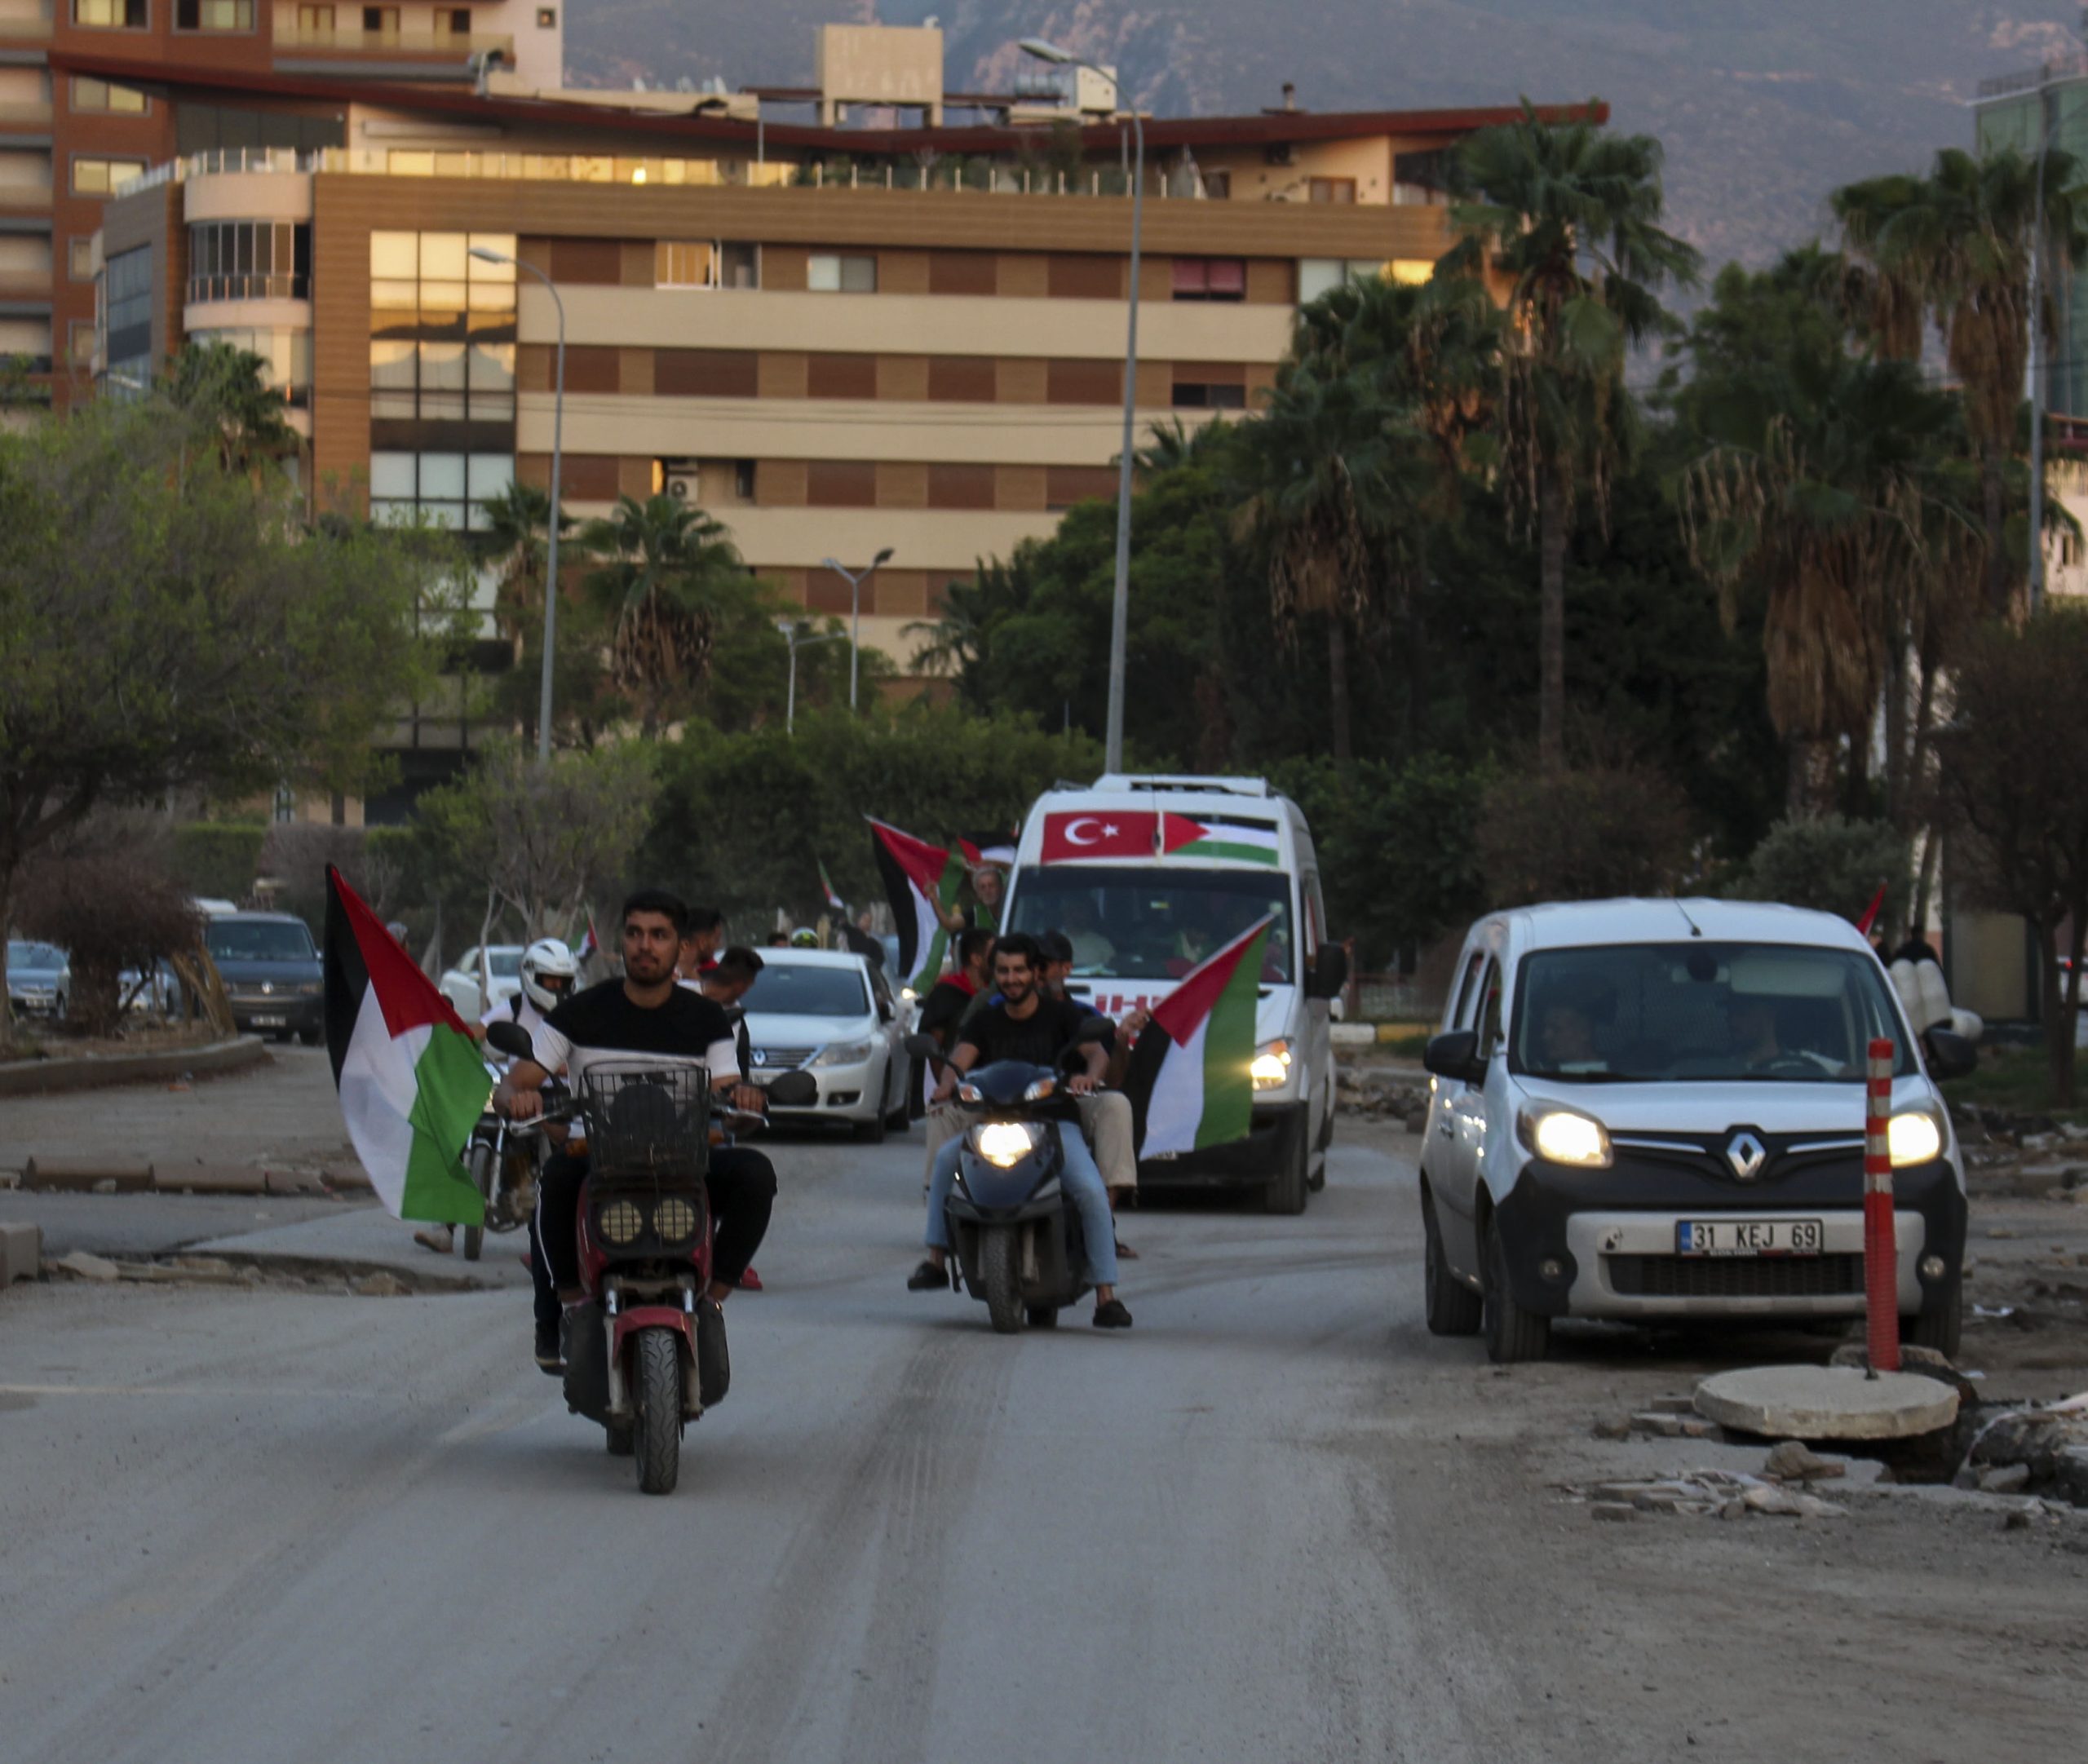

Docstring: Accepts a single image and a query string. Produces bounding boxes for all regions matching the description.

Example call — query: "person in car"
[1724,993,1838,1074]
[908,933,1130,1329]
[1533,988,1612,1075]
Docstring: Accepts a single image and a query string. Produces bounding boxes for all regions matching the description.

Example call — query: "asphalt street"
[2,1054,2085,1761]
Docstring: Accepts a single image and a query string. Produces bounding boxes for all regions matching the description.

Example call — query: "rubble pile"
[1335,1067,1430,1131]
[1957,1394,2088,1506]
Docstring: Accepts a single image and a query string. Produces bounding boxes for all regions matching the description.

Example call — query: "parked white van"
[1000,774,1348,1213]
[1419,899,1976,1362]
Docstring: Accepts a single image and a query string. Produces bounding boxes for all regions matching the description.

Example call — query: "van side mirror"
[1422,1029,1484,1085]
[1307,944,1349,1001]
[1922,1028,1977,1082]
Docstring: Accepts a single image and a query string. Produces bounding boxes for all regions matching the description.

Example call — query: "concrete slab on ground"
[189,1206,532,1289]
[0,1219,38,1284]
[1695,1364,1960,1441]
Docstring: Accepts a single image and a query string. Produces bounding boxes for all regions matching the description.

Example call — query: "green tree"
[1449,99,1701,771]
[163,340,300,472]
[1730,814,1909,924]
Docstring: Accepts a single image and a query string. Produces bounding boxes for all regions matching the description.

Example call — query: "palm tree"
[1448,101,1701,771]
[578,493,749,738]
[163,340,299,475]
[1835,146,2088,620]
[480,481,568,668]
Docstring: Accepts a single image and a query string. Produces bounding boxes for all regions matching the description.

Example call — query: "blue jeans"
[926,1120,1120,1288]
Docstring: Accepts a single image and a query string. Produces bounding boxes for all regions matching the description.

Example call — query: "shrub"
[16,851,201,1037]
[170,822,266,904]
[1729,815,1907,925]
[1478,763,1692,908]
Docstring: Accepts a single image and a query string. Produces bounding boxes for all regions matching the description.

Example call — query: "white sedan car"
[438,945,524,1022]
[741,948,911,1140]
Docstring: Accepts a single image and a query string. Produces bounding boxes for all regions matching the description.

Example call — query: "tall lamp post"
[1022,34,1141,772]
[470,245,564,762]
[777,621,846,734]
[821,546,894,710]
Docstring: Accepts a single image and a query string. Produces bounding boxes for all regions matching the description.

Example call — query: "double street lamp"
[777,621,846,733]
[1021,35,1142,772]
[469,245,564,763]
[820,546,894,710]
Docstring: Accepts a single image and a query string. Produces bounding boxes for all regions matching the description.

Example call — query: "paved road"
[2,1085,2085,1760]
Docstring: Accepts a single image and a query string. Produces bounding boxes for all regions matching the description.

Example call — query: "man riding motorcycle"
[908,933,1131,1329]
[496,891,777,1373]
[417,937,578,1257]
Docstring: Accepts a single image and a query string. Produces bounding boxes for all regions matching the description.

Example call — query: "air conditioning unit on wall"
[662,458,700,500]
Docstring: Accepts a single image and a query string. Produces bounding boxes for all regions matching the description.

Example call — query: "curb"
[0,1036,268,1099]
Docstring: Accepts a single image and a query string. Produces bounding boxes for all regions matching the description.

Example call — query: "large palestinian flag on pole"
[323,866,490,1225]
[1124,915,1272,1158]
[869,817,967,990]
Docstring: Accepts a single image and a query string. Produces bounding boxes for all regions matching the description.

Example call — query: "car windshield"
[8,941,63,969]
[206,920,316,963]
[1006,866,1294,983]
[483,948,522,977]
[1511,941,1913,1084]
[742,964,869,1017]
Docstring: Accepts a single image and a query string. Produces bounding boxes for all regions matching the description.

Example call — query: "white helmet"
[520,938,578,1013]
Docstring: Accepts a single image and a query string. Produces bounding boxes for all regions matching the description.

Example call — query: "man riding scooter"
[907,933,1131,1329]
[496,891,778,1373]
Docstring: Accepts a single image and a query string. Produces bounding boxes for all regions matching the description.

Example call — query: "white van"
[1000,774,1347,1213]
[1419,900,1976,1362]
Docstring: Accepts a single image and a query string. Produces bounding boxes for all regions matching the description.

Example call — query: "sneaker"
[1092,1298,1133,1329]
[533,1319,564,1374]
[1114,1239,1139,1261]
[413,1226,453,1256]
[906,1259,950,1291]
[737,1267,764,1293]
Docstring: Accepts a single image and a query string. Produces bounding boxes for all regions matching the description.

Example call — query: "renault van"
[1000,775,1347,1213]
[1418,900,1975,1362]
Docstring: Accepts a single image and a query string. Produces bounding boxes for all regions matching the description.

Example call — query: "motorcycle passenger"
[497,890,778,1373]
[908,933,1131,1329]
[1037,929,1141,1260]
[417,938,577,1258]
[916,926,993,1135]
[691,944,768,1293]
[679,906,727,980]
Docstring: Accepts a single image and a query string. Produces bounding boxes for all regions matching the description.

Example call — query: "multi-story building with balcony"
[86,20,1591,814]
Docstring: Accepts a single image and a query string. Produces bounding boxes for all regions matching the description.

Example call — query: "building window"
[536,5,555,24]
[807,252,876,294]
[1297,258,1391,305]
[189,327,313,407]
[175,0,255,28]
[733,458,755,500]
[296,2,335,33]
[1171,257,1245,301]
[656,241,715,288]
[72,157,149,196]
[73,0,148,25]
[362,4,399,37]
[370,449,514,531]
[69,320,95,365]
[433,7,469,37]
[102,244,153,385]
[1171,380,1246,410]
[72,77,148,114]
[1307,176,1356,204]
[369,229,517,427]
[719,241,758,289]
[1201,170,1232,199]
[69,238,95,281]
[187,221,311,303]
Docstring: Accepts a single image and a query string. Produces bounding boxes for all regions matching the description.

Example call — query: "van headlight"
[971,1121,1041,1167]
[1887,1110,1944,1168]
[1517,1107,1612,1168]
[1250,1039,1293,1091]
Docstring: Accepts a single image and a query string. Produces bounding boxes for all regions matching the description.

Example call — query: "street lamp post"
[821,546,895,710]
[1022,35,1141,772]
[776,621,846,734]
[471,245,564,762]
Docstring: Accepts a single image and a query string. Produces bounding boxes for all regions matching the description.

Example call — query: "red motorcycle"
[488,1032,812,1496]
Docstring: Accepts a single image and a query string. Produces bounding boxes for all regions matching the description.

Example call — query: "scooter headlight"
[1250,1039,1293,1091]
[972,1121,1042,1168]
[654,1196,698,1243]
[597,1198,644,1245]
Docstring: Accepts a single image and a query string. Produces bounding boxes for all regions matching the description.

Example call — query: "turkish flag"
[1040,811,1158,863]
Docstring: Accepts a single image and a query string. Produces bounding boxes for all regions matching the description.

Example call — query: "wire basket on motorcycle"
[577,1063,712,1180]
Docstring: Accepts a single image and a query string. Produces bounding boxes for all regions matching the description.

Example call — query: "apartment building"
[85,21,1592,810]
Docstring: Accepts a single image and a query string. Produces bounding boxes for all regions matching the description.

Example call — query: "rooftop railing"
[1977,52,2088,100]
[276,24,514,58]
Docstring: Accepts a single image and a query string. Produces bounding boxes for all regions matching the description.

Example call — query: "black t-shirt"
[531,979,740,1088]
[917,976,978,1047]
[957,995,1094,1071]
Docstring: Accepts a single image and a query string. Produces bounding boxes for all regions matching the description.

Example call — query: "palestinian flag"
[324,867,491,1225]
[575,912,602,966]
[869,817,966,990]
[1160,812,1281,866]
[1125,915,1272,1158]
[818,859,847,913]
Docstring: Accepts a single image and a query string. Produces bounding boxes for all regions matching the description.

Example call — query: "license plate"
[251,1014,286,1027]
[1677,1218,1822,1257]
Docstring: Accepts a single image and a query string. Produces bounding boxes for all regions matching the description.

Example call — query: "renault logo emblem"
[1725,1131,1767,1182]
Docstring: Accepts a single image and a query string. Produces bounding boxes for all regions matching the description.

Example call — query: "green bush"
[169,822,266,904]
[1730,815,1907,925]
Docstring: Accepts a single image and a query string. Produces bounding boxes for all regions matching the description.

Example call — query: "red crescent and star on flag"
[1039,811,1214,864]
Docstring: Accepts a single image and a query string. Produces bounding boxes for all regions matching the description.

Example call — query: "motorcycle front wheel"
[462,1140,494,1262]
[631,1327,683,1495]
[981,1227,1024,1335]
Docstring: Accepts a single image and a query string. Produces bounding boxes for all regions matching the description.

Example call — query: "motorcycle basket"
[577,1063,711,1182]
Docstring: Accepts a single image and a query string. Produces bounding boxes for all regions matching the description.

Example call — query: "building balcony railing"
[186,271,309,304]
[277,25,514,59]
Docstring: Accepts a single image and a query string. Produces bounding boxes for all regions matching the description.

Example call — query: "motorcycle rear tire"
[631,1328,683,1495]
[462,1225,484,1262]
[981,1227,1024,1335]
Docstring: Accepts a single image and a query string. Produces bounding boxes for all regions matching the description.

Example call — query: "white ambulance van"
[1000,774,1347,1213]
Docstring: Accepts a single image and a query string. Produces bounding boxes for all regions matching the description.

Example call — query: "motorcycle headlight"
[1250,1039,1293,1091]
[1887,1109,1944,1168]
[1022,1077,1058,1102]
[972,1121,1041,1168]
[810,1038,876,1068]
[597,1198,643,1245]
[1517,1107,1612,1168]
[654,1196,698,1243]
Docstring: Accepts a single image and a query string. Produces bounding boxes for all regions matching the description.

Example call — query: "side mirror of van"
[1307,944,1349,1001]
[1422,1029,1484,1085]
[1922,1027,1977,1082]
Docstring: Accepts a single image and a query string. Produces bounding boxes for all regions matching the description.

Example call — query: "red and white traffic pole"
[1863,1036,1900,1373]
